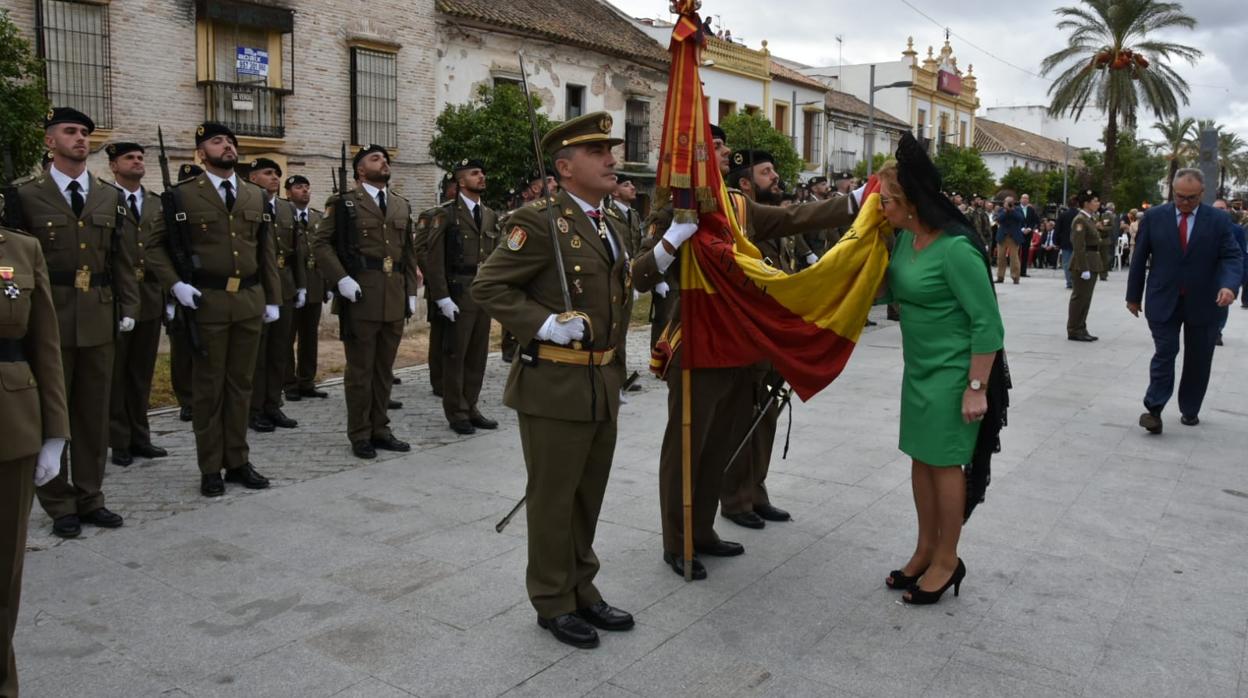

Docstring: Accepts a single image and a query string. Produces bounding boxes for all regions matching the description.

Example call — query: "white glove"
[537,313,585,346]
[805,252,819,266]
[662,222,699,249]
[165,303,175,322]
[35,438,65,486]
[337,276,362,302]
[263,305,280,323]
[654,281,670,298]
[323,290,332,304]
[852,184,866,206]
[408,295,418,316]
[295,288,307,309]
[435,297,460,322]
[633,289,641,301]
[172,281,201,309]
[1080,271,1092,280]
[118,317,135,333]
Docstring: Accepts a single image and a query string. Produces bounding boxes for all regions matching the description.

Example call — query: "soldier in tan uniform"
[0,215,70,697]
[12,108,139,538]
[312,144,418,460]
[416,173,458,397]
[608,173,644,256]
[283,174,329,401]
[422,158,499,434]
[146,122,280,497]
[168,163,202,422]
[106,142,170,467]
[473,112,636,650]
[246,158,304,432]
[1068,188,1104,342]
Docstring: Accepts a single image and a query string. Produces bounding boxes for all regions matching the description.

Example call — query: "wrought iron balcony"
[200,81,291,139]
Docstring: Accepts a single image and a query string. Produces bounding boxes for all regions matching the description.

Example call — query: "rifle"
[157,128,206,357]
[440,210,464,357]
[722,372,790,479]
[1,148,25,230]
[333,143,362,340]
[329,169,339,195]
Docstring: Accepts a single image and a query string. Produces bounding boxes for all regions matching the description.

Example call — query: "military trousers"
[110,317,162,450]
[441,294,490,423]
[428,311,444,391]
[342,317,402,443]
[995,238,1021,282]
[659,363,753,555]
[0,456,35,698]
[1067,274,1098,335]
[286,298,323,392]
[721,367,780,514]
[649,292,669,352]
[36,343,112,518]
[517,412,615,618]
[192,316,262,475]
[251,303,294,416]
[168,317,194,408]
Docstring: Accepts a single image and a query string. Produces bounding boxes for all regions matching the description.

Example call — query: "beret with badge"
[285,174,309,188]
[352,144,390,173]
[195,121,238,147]
[250,157,282,176]
[105,142,144,161]
[44,107,95,133]
[178,163,204,181]
[727,149,774,179]
[453,158,486,173]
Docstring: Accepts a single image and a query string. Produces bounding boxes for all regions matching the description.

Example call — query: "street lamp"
[866,64,912,176]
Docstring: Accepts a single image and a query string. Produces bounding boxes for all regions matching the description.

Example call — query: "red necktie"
[1178,212,1189,253]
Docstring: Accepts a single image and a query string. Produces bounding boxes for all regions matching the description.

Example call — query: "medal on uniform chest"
[556,218,570,234]
[572,278,584,295]
[570,235,582,249]
[0,267,18,300]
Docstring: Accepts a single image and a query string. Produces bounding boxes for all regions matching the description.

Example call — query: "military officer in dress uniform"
[283,174,329,401]
[312,144,418,460]
[106,142,170,467]
[422,158,499,434]
[168,163,203,422]
[472,112,636,650]
[1068,189,1104,342]
[246,158,304,432]
[969,194,993,252]
[11,108,139,538]
[416,173,458,397]
[0,212,69,697]
[145,122,280,497]
[609,173,644,256]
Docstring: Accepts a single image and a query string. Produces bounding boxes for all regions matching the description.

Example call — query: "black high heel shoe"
[902,558,965,605]
[885,566,927,590]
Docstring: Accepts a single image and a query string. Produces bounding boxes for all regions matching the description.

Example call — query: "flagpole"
[681,365,693,582]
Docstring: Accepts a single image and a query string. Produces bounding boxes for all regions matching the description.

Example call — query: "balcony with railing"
[201,81,290,139]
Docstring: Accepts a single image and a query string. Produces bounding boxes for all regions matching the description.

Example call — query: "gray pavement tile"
[323,548,460,602]
[951,612,1111,694]
[20,650,181,698]
[178,641,367,698]
[10,612,109,686]
[331,678,419,697]
[501,621,670,697]
[1083,645,1240,698]
[924,659,1078,697]
[385,546,530,630]
[607,629,789,698]
[393,517,527,567]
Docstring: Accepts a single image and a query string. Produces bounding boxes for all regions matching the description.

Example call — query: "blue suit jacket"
[994,207,1025,245]
[1126,203,1244,325]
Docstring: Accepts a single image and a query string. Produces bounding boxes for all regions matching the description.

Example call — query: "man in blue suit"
[1127,169,1243,433]
[994,196,1025,284]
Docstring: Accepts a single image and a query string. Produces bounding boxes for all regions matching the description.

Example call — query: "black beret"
[249,157,282,176]
[808,176,828,186]
[453,158,486,173]
[195,122,238,147]
[44,107,95,133]
[178,163,203,181]
[284,174,309,188]
[1076,188,1099,205]
[710,124,727,143]
[728,149,774,177]
[352,144,390,172]
[105,142,144,161]
[615,173,633,185]
[834,170,854,181]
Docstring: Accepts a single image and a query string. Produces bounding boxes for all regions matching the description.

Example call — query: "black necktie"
[472,204,482,230]
[68,181,84,217]
[221,181,235,211]
[128,193,140,223]
[587,210,615,265]
[268,201,276,218]
[300,211,308,226]
[377,190,387,215]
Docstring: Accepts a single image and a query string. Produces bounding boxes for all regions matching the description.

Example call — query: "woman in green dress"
[876,135,1005,605]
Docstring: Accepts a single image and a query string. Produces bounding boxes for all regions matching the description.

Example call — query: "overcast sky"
[616,0,1247,143]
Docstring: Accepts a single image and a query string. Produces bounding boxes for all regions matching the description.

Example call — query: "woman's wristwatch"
[968,379,985,391]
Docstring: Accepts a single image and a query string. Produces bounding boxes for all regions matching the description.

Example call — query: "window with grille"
[36,0,113,129]
[625,99,650,164]
[351,48,398,149]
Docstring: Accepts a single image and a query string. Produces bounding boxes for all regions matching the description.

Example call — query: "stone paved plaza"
[16,267,1248,697]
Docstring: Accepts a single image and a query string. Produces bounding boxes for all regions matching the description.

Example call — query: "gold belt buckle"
[382,256,394,273]
[226,276,242,293]
[306,256,315,270]
[74,268,91,291]
[135,266,145,282]
[277,255,286,269]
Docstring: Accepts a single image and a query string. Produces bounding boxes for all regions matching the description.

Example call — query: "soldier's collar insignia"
[507,226,527,251]
[556,217,570,234]
[570,235,582,248]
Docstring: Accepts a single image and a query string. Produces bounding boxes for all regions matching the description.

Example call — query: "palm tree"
[1215,130,1247,197]
[1040,0,1202,195]
[1150,115,1195,200]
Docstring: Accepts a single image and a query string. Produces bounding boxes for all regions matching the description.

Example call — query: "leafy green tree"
[0,9,49,182]
[852,153,889,181]
[933,146,995,197]
[1078,129,1165,207]
[1040,0,1201,195]
[429,84,554,208]
[719,111,802,186]
[998,167,1047,202]
[1148,115,1195,200]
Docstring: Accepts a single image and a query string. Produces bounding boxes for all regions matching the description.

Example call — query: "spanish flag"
[659,2,891,402]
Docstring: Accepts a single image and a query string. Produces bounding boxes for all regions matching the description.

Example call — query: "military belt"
[450,264,479,276]
[361,255,402,273]
[537,343,615,366]
[191,272,260,293]
[0,338,25,362]
[49,270,112,289]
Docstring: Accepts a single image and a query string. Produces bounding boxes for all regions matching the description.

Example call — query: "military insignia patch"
[507,226,527,251]
[46,109,55,120]
[556,218,570,234]
[600,114,613,132]
[570,235,582,249]
[196,125,206,137]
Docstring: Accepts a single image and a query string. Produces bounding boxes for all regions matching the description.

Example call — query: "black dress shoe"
[469,414,498,429]
[80,507,123,528]
[299,387,328,399]
[201,473,225,497]
[1139,411,1163,434]
[352,440,377,459]
[284,390,303,402]
[576,601,634,631]
[449,420,476,435]
[864,319,878,326]
[722,511,766,529]
[249,414,275,432]
[537,613,599,649]
[1215,334,1224,346]
[1068,333,1095,342]
[131,443,167,459]
[372,434,411,452]
[224,463,270,489]
[111,448,133,467]
[392,376,402,385]
[432,388,444,398]
[755,503,791,522]
[694,539,744,557]
[662,551,707,580]
[52,514,81,538]
[388,399,403,410]
[626,382,642,392]
[179,405,193,422]
[266,410,298,429]
[1180,414,1200,426]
